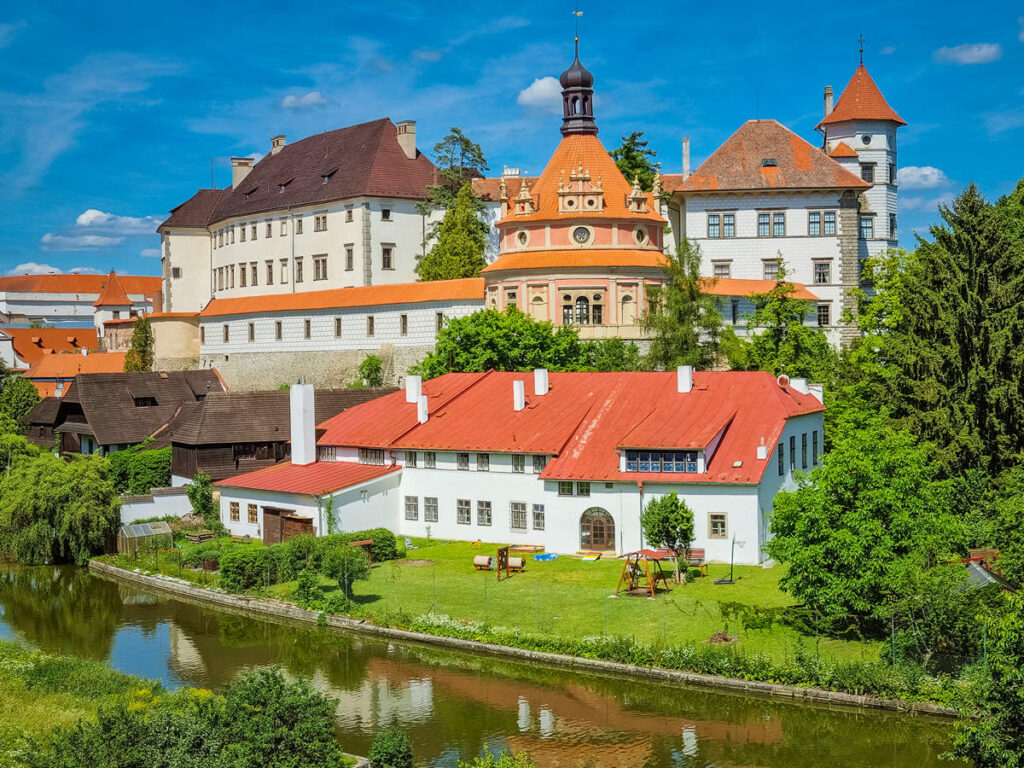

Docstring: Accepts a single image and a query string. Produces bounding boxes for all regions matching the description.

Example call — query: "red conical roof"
[93,270,132,307]
[817,65,905,129]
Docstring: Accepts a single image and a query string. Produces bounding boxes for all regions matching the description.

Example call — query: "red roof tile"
[93,271,132,307]
[0,273,160,297]
[817,65,906,129]
[199,278,484,317]
[216,460,399,495]
[1,327,98,366]
[828,141,859,158]
[700,277,819,301]
[675,121,870,193]
[23,352,126,381]
[147,312,199,318]
[472,176,538,202]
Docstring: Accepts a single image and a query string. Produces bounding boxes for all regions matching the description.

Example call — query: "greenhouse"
[117,521,174,555]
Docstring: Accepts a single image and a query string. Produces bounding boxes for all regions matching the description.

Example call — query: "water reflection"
[0,565,958,767]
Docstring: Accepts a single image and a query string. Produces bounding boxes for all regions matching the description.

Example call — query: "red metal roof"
[817,65,906,129]
[317,370,825,484]
[1,327,98,366]
[216,460,399,495]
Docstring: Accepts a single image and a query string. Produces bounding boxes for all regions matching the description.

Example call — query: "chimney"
[290,381,315,466]
[405,374,422,403]
[533,368,549,396]
[81,348,88,356]
[513,380,526,412]
[681,137,691,180]
[56,380,65,397]
[271,135,286,155]
[417,394,429,423]
[808,383,824,404]
[231,157,254,188]
[677,365,693,393]
[756,438,768,461]
[396,120,417,160]
[790,377,810,395]
[824,86,834,117]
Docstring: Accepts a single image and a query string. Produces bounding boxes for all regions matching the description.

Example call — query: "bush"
[321,546,370,595]
[108,441,172,495]
[219,546,275,592]
[369,727,413,768]
[291,570,325,609]
[359,355,385,387]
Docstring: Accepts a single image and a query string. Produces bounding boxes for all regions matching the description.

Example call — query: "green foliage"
[186,473,219,529]
[642,239,723,369]
[579,337,643,371]
[219,546,275,592]
[947,592,1024,767]
[641,492,694,582]
[609,130,658,192]
[291,570,326,609]
[423,127,489,212]
[368,727,413,768]
[0,376,41,428]
[123,316,155,372]
[459,753,535,768]
[108,440,172,494]
[416,183,488,281]
[358,355,385,388]
[322,546,370,596]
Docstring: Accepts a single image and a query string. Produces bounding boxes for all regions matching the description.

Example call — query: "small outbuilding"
[117,521,173,555]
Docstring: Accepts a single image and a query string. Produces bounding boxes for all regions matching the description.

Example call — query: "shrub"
[369,727,413,768]
[359,355,385,387]
[219,546,275,592]
[292,570,325,609]
[321,546,370,595]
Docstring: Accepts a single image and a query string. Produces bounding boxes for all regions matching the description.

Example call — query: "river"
[0,565,958,767]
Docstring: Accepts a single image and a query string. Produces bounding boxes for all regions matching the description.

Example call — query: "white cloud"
[933,43,1002,64]
[280,90,328,109]
[4,262,101,276]
[517,76,563,113]
[139,248,161,258]
[985,106,1024,134]
[901,193,954,212]
[0,21,25,48]
[40,233,123,251]
[879,45,896,55]
[75,208,161,234]
[897,166,949,189]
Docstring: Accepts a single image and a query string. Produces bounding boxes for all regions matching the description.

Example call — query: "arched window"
[580,508,615,550]
[571,96,580,115]
[575,296,590,325]
[621,295,636,325]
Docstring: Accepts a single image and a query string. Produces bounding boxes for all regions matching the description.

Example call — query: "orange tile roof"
[23,352,126,380]
[93,270,132,307]
[472,176,538,202]
[103,318,138,326]
[216,459,399,495]
[1,327,98,366]
[481,249,667,273]
[0,273,160,297]
[699,277,819,301]
[200,278,484,318]
[675,121,870,193]
[496,134,662,224]
[817,65,906,129]
[828,141,859,158]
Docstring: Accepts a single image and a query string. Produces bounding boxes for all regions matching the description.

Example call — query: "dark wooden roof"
[24,396,62,425]
[164,388,397,446]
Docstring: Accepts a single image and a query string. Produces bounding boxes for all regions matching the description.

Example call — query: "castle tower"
[559,39,597,136]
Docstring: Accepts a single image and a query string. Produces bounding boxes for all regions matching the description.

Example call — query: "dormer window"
[625,450,699,472]
[761,158,778,167]
[133,397,157,407]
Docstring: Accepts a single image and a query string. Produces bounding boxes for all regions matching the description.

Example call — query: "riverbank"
[88,560,960,718]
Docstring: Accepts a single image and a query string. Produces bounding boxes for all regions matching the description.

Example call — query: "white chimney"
[513,380,526,412]
[417,394,429,423]
[824,86,834,117]
[808,383,824,404]
[230,157,254,188]
[55,380,65,396]
[271,134,286,155]
[677,365,693,393]
[791,378,810,395]
[681,136,691,180]
[290,382,315,466]
[405,374,422,403]
[396,120,417,160]
[81,348,88,356]
[533,368,549,396]
[756,438,768,461]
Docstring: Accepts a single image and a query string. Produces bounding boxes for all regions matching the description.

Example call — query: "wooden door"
[282,515,314,541]
[262,508,286,545]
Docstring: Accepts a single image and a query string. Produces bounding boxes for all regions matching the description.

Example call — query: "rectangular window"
[382,246,394,270]
[814,261,831,284]
[709,513,727,539]
[435,312,445,333]
[424,497,438,523]
[251,224,257,240]
[229,502,239,522]
[295,259,303,283]
[477,453,489,472]
[248,504,257,524]
[250,262,258,285]
[859,215,874,240]
[789,436,796,470]
[707,213,720,238]
[295,217,303,235]
[773,212,786,237]
[200,326,205,343]
[576,481,590,497]
[281,259,288,283]
[712,262,731,279]
[477,500,492,526]
[457,499,471,525]
[757,212,770,237]
[247,323,255,342]
[275,321,282,340]
[314,214,327,232]
[366,316,375,336]
[222,324,229,343]
[239,264,247,287]
[280,219,287,237]
[334,317,342,338]
[358,448,385,465]
[345,247,354,271]
[510,502,527,530]
[861,164,875,183]
[304,319,311,339]
[778,443,784,476]
[731,298,739,325]
[824,211,836,236]
[424,451,437,469]
[532,504,546,530]
[808,211,821,236]
[266,222,273,238]
[229,264,235,288]
[266,261,274,285]
[314,256,328,281]
[722,213,735,238]
[240,225,247,243]
[405,496,419,521]
[812,430,819,465]
[345,207,353,223]
[512,454,526,473]
[533,455,547,473]
[889,213,897,239]
[558,481,573,496]
[406,451,417,468]
[381,207,392,221]
[802,433,808,469]
[817,303,831,327]
[889,163,896,185]
[318,446,337,462]
[172,267,182,279]
[457,452,469,471]
[400,314,408,336]
[763,260,780,281]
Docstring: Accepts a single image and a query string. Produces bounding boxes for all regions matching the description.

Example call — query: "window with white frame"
[510,502,527,530]
[457,452,469,470]
[576,482,590,496]
[763,260,780,280]
[712,261,731,279]
[477,453,489,471]
[512,454,526,473]
[314,255,328,281]
[406,451,417,467]
[532,504,545,530]
[722,213,735,237]
[625,451,698,472]
[477,500,492,526]
[558,481,573,496]
[709,512,728,539]
[533,455,547,473]
[359,448,385,465]
[405,496,419,521]
[424,451,436,468]
[813,261,831,284]
[457,499,471,524]
[425,497,438,523]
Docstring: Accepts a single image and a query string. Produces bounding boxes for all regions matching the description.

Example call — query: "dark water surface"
[0,565,958,767]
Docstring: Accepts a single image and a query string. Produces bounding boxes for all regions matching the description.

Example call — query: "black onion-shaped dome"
[559,42,593,89]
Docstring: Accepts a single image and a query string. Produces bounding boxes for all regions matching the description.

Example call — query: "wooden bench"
[473,555,493,571]
[349,539,375,563]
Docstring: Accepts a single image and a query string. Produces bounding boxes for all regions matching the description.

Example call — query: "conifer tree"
[123,316,155,372]
[415,183,488,281]
[610,131,658,192]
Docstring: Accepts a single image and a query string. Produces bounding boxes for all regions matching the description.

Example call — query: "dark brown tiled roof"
[159,119,438,231]
[164,388,397,446]
[24,396,61,425]
[670,120,870,194]
[55,370,226,446]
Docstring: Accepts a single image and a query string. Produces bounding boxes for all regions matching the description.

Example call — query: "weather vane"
[572,4,583,44]
[859,33,865,65]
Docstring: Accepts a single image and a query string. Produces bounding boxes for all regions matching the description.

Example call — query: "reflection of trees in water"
[0,565,120,659]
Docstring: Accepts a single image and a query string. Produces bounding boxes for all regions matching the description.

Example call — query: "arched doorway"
[580,508,615,551]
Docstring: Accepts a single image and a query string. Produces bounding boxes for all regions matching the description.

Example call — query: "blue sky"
[1,1,1022,278]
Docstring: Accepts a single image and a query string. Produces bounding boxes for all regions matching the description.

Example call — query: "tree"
[0,376,41,428]
[946,592,1024,767]
[358,355,385,387]
[186,473,218,529]
[368,728,413,768]
[581,337,643,371]
[415,183,488,281]
[320,545,370,597]
[610,131,658,192]
[426,127,489,210]
[640,492,694,583]
[124,316,155,372]
[642,239,723,369]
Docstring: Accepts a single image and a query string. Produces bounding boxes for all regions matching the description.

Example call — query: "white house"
[216,368,825,565]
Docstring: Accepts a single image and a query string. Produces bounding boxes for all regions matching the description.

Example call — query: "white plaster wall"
[120,489,192,523]
[162,229,212,313]
[0,291,151,326]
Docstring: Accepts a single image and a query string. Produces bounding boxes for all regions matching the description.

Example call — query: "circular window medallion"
[573,226,591,244]
[516,230,529,248]
[633,227,648,245]
[862,134,871,145]
[565,198,576,209]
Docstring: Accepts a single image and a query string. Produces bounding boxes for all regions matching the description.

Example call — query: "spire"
[859,33,865,65]
[559,37,597,136]
[816,63,906,129]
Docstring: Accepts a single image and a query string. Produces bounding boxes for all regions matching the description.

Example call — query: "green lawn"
[269,538,883,664]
